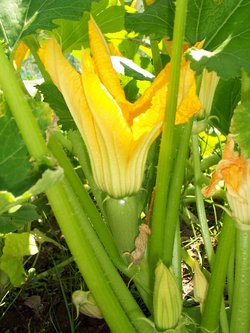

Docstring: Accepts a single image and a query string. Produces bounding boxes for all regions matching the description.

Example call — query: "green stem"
[68,130,104,210]
[149,0,188,277]
[172,220,182,290]
[227,247,235,309]
[191,134,214,263]
[35,257,74,280]
[48,133,126,270]
[163,120,193,267]
[60,179,153,332]
[201,214,235,332]
[230,229,250,333]
[46,182,137,333]
[24,35,52,82]
[241,69,250,102]
[150,37,163,75]
[0,43,48,159]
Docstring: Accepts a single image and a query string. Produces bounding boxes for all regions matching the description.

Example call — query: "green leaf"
[0,97,55,195]
[53,0,124,53]
[0,255,25,287]
[31,228,67,250]
[112,56,154,81]
[230,101,250,158]
[0,0,96,50]
[0,102,37,195]
[93,0,124,33]
[125,0,175,38]
[0,232,38,286]
[0,204,38,234]
[0,167,64,214]
[210,78,241,134]
[124,79,139,103]
[37,83,76,130]
[186,0,250,78]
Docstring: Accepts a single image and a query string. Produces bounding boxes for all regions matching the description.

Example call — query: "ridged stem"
[149,0,188,279]
[230,229,250,333]
[201,214,235,332]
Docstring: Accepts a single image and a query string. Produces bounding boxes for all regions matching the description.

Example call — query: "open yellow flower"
[39,18,201,198]
[202,135,250,225]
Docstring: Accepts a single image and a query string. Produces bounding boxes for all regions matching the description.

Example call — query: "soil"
[0,234,110,333]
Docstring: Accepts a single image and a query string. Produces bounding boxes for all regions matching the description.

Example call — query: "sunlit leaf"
[186,0,250,78]
[53,0,124,53]
[0,0,97,50]
[230,101,250,158]
[0,232,38,286]
[125,0,175,38]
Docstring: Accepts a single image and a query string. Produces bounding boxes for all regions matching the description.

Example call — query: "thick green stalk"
[201,214,235,332]
[191,134,214,263]
[46,183,137,333]
[163,120,193,267]
[60,179,153,332]
[149,0,188,276]
[0,43,48,159]
[230,229,250,333]
[229,70,250,333]
[48,133,126,271]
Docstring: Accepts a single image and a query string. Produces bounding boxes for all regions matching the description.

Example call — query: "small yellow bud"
[199,69,220,118]
[153,261,182,330]
[193,261,208,312]
[72,290,103,319]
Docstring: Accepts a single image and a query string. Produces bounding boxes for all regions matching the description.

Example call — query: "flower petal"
[81,50,139,196]
[131,65,170,119]
[38,38,105,184]
[88,18,130,113]
[13,41,29,70]
[175,60,201,124]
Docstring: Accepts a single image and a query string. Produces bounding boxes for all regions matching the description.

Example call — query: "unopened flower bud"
[72,290,103,319]
[193,261,208,312]
[153,261,182,330]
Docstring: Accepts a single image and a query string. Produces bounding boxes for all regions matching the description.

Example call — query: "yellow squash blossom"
[39,18,201,198]
[202,135,250,225]
[13,41,30,71]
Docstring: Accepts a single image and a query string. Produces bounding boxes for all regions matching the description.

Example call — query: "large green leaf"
[0,167,64,214]
[210,78,241,134]
[0,103,37,195]
[186,0,250,78]
[0,97,54,195]
[0,0,95,50]
[0,232,38,286]
[230,101,250,159]
[125,0,175,38]
[0,204,38,233]
[53,0,125,53]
